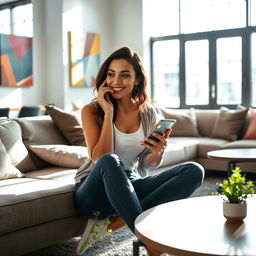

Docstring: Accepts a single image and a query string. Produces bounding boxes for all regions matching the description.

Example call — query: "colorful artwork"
[0,34,33,86]
[69,31,100,87]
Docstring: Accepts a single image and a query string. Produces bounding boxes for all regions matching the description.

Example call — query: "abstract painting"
[0,34,33,86]
[69,31,100,87]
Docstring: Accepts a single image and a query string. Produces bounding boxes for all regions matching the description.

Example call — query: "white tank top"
[114,123,145,171]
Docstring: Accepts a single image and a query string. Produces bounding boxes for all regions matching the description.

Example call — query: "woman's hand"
[141,128,172,166]
[97,80,114,117]
[142,128,171,153]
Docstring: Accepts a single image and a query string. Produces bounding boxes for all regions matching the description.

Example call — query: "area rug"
[23,171,224,256]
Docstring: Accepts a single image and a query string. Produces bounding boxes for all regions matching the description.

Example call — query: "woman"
[74,46,204,256]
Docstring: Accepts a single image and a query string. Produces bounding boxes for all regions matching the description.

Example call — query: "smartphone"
[145,119,176,145]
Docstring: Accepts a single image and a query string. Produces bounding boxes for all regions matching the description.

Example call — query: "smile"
[111,87,124,92]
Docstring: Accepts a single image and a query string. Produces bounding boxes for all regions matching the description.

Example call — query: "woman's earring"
[132,86,139,98]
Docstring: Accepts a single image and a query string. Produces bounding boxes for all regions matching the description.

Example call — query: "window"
[149,0,256,108]
[216,37,242,105]
[152,40,180,107]
[0,1,32,37]
[185,40,209,105]
[0,9,10,34]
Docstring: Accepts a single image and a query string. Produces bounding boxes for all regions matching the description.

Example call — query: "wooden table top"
[135,196,256,256]
[207,148,256,162]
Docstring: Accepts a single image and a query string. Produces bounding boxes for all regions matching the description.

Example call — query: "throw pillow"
[0,139,24,179]
[159,108,200,137]
[211,107,248,141]
[29,144,89,168]
[72,102,83,111]
[243,109,256,140]
[45,105,86,146]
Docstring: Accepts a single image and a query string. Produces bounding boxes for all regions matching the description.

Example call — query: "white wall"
[111,0,143,56]
[0,0,144,111]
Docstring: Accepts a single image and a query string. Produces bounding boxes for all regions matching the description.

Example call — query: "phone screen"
[145,119,176,145]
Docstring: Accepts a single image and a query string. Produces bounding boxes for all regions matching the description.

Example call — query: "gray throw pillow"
[29,144,89,168]
[45,105,86,146]
[211,107,248,141]
[159,108,200,137]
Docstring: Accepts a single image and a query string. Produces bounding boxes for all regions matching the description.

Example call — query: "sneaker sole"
[76,219,95,255]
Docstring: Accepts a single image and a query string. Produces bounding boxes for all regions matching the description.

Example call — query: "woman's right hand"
[97,80,114,116]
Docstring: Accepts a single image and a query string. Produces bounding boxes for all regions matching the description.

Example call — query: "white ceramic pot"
[223,202,247,222]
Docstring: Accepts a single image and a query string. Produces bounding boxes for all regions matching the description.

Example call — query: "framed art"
[0,34,33,86]
[68,31,100,87]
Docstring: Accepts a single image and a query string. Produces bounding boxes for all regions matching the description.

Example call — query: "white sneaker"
[76,217,112,255]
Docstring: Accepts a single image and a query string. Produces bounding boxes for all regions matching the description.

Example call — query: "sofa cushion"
[0,177,76,235]
[0,139,24,179]
[25,167,76,183]
[197,137,228,157]
[0,120,37,172]
[29,145,88,168]
[210,107,248,141]
[159,108,200,137]
[223,139,256,149]
[161,143,186,167]
[243,109,256,140]
[45,105,86,146]
[160,138,199,167]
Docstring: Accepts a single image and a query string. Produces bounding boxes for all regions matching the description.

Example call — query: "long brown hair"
[94,46,148,122]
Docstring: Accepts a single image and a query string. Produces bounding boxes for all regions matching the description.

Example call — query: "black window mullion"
[243,30,251,106]
[179,38,186,108]
[209,36,217,109]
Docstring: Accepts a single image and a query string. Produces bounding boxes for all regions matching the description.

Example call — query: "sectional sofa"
[156,106,256,174]
[0,105,255,256]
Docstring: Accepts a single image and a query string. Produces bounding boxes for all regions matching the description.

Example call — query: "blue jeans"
[74,153,204,233]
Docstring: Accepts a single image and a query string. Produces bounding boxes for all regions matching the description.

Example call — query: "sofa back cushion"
[0,120,37,173]
[15,116,70,170]
[15,116,68,145]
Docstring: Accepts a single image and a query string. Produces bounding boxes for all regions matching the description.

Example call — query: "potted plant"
[214,167,255,222]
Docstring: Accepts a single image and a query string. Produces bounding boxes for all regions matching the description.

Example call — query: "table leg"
[227,161,237,177]
[133,239,144,256]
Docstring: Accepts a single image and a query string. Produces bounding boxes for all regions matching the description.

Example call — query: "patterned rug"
[23,171,225,256]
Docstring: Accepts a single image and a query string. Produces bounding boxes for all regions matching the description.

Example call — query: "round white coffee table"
[207,148,256,176]
[135,196,256,256]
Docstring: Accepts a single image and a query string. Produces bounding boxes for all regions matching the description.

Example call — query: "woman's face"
[106,59,138,99]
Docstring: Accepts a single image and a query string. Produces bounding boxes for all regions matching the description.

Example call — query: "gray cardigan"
[74,103,161,184]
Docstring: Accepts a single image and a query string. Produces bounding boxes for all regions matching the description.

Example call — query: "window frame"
[150,1,256,109]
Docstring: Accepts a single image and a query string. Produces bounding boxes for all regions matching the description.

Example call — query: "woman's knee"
[98,153,122,167]
[97,153,124,176]
[184,162,205,185]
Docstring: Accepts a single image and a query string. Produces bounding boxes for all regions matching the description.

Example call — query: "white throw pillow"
[0,139,24,180]
[29,144,89,168]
